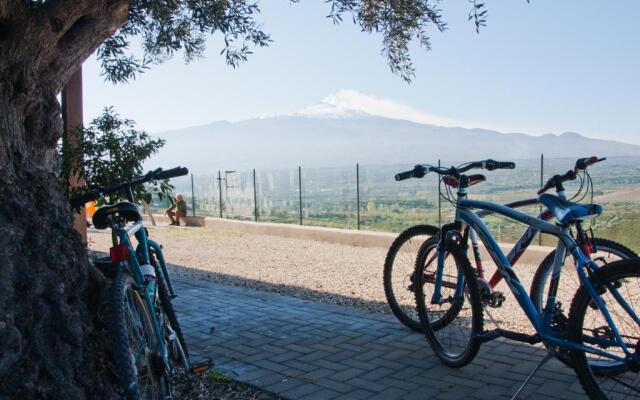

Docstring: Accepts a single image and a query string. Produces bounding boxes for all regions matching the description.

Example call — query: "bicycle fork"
[431,229,466,305]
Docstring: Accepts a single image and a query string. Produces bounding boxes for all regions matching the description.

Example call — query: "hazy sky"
[83,1,640,144]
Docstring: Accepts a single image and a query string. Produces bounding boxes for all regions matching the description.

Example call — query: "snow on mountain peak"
[258,101,370,120]
[292,102,370,118]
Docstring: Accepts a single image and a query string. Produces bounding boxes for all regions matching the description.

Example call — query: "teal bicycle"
[396,160,639,399]
[71,167,208,399]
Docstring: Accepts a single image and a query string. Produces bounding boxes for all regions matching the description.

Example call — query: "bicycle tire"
[383,224,440,331]
[531,238,637,315]
[415,237,465,330]
[530,239,636,369]
[567,260,640,399]
[111,269,171,400]
[415,239,484,367]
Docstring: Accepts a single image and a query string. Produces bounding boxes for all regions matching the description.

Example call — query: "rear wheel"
[531,238,636,315]
[383,225,440,331]
[530,238,636,369]
[415,239,483,367]
[111,270,171,400]
[568,260,640,399]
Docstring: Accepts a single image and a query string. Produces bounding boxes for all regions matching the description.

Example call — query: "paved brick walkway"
[172,276,587,400]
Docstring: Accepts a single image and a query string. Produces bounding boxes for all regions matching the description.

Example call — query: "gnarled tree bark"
[0,2,129,397]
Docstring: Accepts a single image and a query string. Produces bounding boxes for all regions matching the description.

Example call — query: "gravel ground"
[88,224,542,332]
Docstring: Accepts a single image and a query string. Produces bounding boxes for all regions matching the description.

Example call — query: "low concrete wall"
[212,218,398,248]
[145,214,554,266]
[182,216,206,227]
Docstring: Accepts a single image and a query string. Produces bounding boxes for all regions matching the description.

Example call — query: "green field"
[155,156,640,252]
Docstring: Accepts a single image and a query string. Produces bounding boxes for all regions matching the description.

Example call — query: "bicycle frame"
[428,198,552,291]
[474,198,551,287]
[118,182,178,298]
[439,193,640,363]
[137,239,177,298]
[113,219,172,367]
[467,194,594,290]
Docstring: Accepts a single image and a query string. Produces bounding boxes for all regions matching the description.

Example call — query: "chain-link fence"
[148,156,640,250]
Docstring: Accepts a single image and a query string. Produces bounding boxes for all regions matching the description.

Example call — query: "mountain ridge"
[149,110,640,172]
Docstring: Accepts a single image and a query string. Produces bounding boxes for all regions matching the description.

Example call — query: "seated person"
[166,194,188,226]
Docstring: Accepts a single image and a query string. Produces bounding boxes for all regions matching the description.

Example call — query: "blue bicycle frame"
[437,187,640,364]
[114,220,172,366]
[137,238,177,298]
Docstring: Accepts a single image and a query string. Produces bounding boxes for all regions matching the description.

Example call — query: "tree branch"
[41,0,130,92]
[43,0,95,38]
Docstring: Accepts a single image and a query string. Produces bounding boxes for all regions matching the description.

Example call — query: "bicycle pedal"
[491,292,506,308]
[190,359,213,374]
[482,291,505,308]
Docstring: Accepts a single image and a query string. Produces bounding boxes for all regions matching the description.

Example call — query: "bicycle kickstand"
[510,351,555,400]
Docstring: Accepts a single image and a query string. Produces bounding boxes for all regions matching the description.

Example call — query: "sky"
[83,1,640,145]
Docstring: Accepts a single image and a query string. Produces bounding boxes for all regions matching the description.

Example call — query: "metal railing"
[148,155,640,250]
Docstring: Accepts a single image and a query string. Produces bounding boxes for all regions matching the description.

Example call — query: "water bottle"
[140,264,156,295]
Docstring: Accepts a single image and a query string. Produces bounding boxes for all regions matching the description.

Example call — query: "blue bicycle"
[396,160,639,399]
[71,167,206,399]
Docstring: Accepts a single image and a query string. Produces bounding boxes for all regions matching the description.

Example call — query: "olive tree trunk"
[0,2,129,397]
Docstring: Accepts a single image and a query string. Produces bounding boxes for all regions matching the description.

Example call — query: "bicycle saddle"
[538,194,603,225]
[442,174,486,188]
[93,201,142,230]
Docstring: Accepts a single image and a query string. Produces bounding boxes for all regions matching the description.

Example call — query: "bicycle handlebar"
[537,156,604,194]
[395,159,515,181]
[575,156,605,171]
[152,166,189,180]
[394,169,418,181]
[69,166,189,207]
[487,160,516,171]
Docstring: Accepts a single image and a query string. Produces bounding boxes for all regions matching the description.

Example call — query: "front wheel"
[567,260,640,399]
[156,270,189,370]
[150,248,189,360]
[111,270,171,400]
[415,240,484,367]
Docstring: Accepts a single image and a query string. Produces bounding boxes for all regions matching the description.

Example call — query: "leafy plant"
[60,107,172,205]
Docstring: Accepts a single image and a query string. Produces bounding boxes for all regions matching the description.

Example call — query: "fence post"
[217,170,223,218]
[539,154,544,245]
[438,159,442,229]
[190,173,196,216]
[298,166,303,225]
[356,163,360,230]
[253,168,258,222]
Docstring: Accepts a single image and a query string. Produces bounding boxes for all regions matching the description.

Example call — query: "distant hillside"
[149,108,640,172]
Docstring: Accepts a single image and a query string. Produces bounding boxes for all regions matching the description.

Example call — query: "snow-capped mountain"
[149,102,640,172]
[259,102,371,120]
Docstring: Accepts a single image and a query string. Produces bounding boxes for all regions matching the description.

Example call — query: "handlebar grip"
[395,170,414,181]
[155,166,189,180]
[485,159,516,171]
[575,156,604,171]
[69,196,87,208]
[69,191,99,208]
[495,161,516,170]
